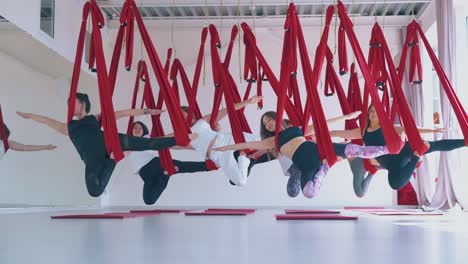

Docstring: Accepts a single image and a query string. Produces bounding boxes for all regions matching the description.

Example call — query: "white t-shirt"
[126,150,158,174]
[125,136,159,174]
[0,141,6,160]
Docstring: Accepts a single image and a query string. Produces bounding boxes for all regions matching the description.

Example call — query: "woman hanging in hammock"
[175,95,263,187]
[16,92,194,198]
[253,111,361,197]
[0,122,56,160]
[214,110,390,198]
[125,121,211,205]
[330,104,465,190]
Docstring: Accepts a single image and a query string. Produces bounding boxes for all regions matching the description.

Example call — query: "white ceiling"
[97,0,431,20]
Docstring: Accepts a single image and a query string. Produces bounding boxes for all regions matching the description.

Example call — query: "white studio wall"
[0,49,100,206]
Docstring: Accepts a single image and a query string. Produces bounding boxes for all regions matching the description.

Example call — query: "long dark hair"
[132,121,149,137]
[76,93,91,113]
[366,104,378,129]
[260,111,288,140]
[0,123,10,140]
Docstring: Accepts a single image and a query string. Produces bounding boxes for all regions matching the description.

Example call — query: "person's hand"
[346,111,362,120]
[434,127,448,133]
[16,111,33,119]
[247,96,263,104]
[43,144,57,150]
[148,109,166,115]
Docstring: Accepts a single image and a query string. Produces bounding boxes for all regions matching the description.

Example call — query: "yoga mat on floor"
[104,212,158,217]
[370,212,444,216]
[185,211,249,216]
[276,214,358,221]
[205,208,256,213]
[129,209,183,214]
[344,206,385,210]
[285,209,341,214]
[51,214,129,219]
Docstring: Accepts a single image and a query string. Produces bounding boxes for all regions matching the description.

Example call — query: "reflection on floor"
[1,207,467,264]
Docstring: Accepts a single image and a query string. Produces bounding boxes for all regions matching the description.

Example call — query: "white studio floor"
[1,207,467,264]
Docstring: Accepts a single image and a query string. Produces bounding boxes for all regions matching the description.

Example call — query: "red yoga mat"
[285,209,341,214]
[276,214,358,221]
[51,214,129,219]
[129,209,183,214]
[344,206,385,210]
[370,212,444,216]
[185,211,249,216]
[205,208,256,214]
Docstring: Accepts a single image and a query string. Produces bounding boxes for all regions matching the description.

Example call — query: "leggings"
[85,134,177,197]
[349,158,373,198]
[292,142,389,196]
[139,157,209,205]
[386,139,465,190]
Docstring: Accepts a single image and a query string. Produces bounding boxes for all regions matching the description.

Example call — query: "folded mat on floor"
[205,208,256,214]
[344,206,385,210]
[129,209,184,213]
[51,212,157,219]
[185,211,250,216]
[276,214,358,220]
[285,209,341,214]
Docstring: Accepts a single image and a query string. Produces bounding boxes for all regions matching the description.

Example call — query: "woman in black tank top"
[17,93,188,198]
[214,111,389,199]
[330,104,466,191]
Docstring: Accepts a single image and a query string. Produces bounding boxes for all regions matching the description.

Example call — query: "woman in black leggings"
[17,93,191,197]
[129,121,209,204]
[331,104,465,190]
[215,111,390,198]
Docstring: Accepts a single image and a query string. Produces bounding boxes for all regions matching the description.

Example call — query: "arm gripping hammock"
[0,105,9,151]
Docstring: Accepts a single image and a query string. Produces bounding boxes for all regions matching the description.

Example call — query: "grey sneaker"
[286,164,301,197]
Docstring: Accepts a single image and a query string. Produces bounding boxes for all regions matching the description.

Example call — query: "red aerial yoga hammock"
[125,60,177,175]
[102,0,192,173]
[68,0,124,161]
[335,1,404,155]
[107,0,191,147]
[275,4,339,166]
[241,23,303,126]
[400,20,468,144]
[0,105,9,152]
[207,24,253,143]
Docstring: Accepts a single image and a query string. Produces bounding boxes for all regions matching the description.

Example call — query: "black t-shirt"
[68,115,108,165]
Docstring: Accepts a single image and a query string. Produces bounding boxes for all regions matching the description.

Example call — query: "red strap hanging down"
[126,61,177,175]
[369,23,428,155]
[338,22,349,75]
[0,105,9,152]
[68,0,124,162]
[208,25,251,143]
[402,21,468,144]
[107,0,191,147]
[298,5,338,165]
[337,1,403,154]
[241,22,304,126]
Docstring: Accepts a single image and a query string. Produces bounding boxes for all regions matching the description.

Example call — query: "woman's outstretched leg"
[119,134,176,152]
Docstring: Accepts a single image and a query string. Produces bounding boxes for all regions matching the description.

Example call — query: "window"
[40,0,55,38]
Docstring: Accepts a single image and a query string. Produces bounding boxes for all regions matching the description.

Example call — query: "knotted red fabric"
[68,0,124,162]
